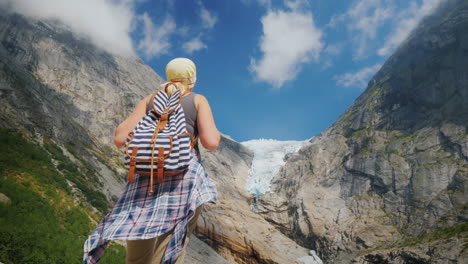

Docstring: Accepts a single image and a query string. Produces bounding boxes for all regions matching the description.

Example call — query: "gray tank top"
[180,92,198,137]
[147,92,198,137]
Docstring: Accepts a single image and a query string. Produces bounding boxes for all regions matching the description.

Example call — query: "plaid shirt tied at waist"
[83,154,217,264]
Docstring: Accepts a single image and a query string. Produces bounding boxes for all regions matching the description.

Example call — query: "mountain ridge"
[256,0,468,262]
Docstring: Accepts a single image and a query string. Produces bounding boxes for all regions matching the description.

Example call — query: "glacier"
[241,138,311,197]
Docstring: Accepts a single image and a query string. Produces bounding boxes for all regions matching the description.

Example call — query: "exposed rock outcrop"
[257,0,468,262]
[0,193,11,205]
[186,236,233,264]
[353,236,468,264]
[0,10,163,202]
[197,136,314,264]
[0,11,162,147]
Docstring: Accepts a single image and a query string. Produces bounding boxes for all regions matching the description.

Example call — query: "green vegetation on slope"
[43,136,109,213]
[392,222,468,249]
[358,222,468,258]
[0,129,125,263]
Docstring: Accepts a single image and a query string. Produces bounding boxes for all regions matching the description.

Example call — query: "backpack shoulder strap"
[146,96,152,113]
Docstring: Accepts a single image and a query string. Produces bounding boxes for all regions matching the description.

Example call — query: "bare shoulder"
[195,94,208,102]
[193,93,219,151]
[194,94,209,109]
[142,93,153,106]
[144,93,153,102]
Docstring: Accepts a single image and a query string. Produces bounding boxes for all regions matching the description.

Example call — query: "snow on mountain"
[241,138,311,197]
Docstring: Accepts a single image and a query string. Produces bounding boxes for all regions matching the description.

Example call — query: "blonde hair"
[161,81,194,96]
[162,58,196,96]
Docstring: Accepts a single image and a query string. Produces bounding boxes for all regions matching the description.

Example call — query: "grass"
[100,242,126,263]
[350,127,375,138]
[392,222,468,248]
[358,222,468,257]
[42,135,109,212]
[0,129,127,263]
[0,178,85,263]
[0,130,70,194]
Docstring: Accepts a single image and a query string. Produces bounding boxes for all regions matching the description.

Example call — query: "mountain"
[0,7,314,264]
[0,8,238,264]
[256,0,468,263]
[0,9,164,202]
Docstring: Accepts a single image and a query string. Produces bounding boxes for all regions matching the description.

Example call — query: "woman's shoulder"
[194,93,208,102]
[194,93,209,107]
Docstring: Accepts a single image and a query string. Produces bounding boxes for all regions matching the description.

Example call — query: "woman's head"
[162,58,196,96]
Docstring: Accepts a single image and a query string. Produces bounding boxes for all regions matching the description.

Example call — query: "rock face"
[0,10,164,202]
[186,236,233,264]
[0,11,162,147]
[0,193,11,205]
[197,136,314,264]
[257,0,468,263]
[353,236,468,264]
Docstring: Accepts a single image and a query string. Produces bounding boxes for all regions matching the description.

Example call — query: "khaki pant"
[126,206,202,264]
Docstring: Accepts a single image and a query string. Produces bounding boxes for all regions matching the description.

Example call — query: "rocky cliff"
[0,9,235,263]
[257,0,468,263]
[0,9,163,202]
[197,136,316,264]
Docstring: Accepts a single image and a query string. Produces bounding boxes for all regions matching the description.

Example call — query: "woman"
[83,58,220,264]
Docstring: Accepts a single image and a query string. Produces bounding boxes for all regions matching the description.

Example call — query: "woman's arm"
[195,94,220,151]
[113,94,152,148]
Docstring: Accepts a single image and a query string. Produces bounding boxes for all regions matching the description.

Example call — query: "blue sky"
[7,0,446,141]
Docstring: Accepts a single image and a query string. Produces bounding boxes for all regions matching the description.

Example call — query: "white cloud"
[200,5,217,29]
[239,0,268,6]
[321,43,343,68]
[3,0,220,59]
[178,1,216,55]
[2,0,137,57]
[285,0,309,11]
[344,0,395,59]
[335,63,381,89]
[250,9,323,88]
[137,13,176,59]
[324,43,343,56]
[177,25,190,37]
[378,0,446,56]
[256,0,272,7]
[330,0,446,59]
[322,59,333,70]
[182,37,207,54]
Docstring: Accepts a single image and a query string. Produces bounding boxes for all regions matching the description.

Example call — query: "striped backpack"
[124,84,196,194]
